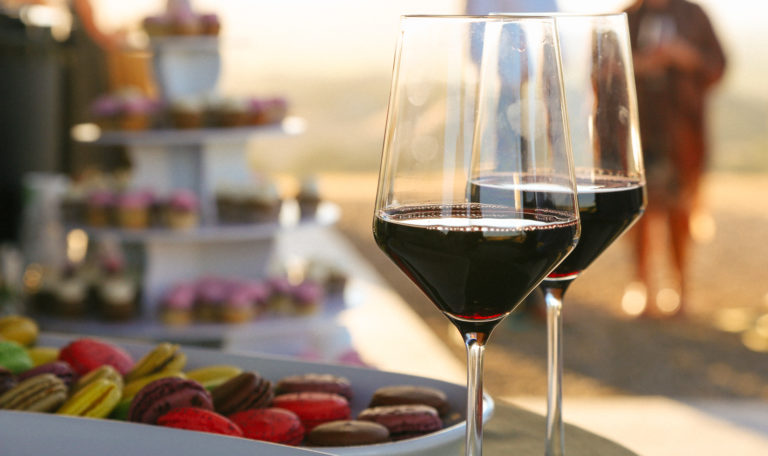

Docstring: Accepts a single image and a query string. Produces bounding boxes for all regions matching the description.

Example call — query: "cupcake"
[220,286,255,324]
[119,93,157,131]
[237,279,270,318]
[209,97,248,128]
[166,189,199,230]
[86,190,115,227]
[97,260,138,321]
[54,268,88,317]
[291,281,324,315]
[199,13,221,36]
[296,176,321,219]
[260,97,288,124]
[60,186,86,226]
[246,97,288,125]
[306,260,348,294]
[215,185,240,225]
[267,277,293,314]
[195,277,230,321]
[170,97,205,129]
[172,10,202,35]
[143,15,172,37]
[160,283,196,326]
[90,95,122,130]
[116,191,152,230]
[244,178,282,223]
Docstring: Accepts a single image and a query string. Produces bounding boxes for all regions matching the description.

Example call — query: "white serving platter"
[0,333,494,456]
[0,410,333,456]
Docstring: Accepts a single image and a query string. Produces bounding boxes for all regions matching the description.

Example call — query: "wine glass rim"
[491,12,627,18]
[401,14,556,21]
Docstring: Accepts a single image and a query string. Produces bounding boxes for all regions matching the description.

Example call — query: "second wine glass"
[539,14,646,456]
[373,15,579,456]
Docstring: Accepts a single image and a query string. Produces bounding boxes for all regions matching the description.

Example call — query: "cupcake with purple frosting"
[291,280,324,315]
[195,277,230,321]
[86,190,115,227]
[167,189,199,230]
[160,283,196,326]
[116,191,153,230]
[220,286,255,323]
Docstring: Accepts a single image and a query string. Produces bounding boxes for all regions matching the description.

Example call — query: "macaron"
[57,378,121,418]
[229,407,304,445]
[0,373,68,412]
[276,373,353,400]
[211,371,273,416]
[18,361,77,388]
[128,377,213,424]
[72,364,124,394]
[0,367,17,395]
[123,370,186,402]
[157,407,243,437]
[0,340,34,374]
[124,342,187,383]
[185,364,242,390]
[272,392,351,431]
[368,385,450,416]
[306,420,390,446]
[358,404,443,440]
[26,346,60,367]
[0,315,38,346]
[58,338,135,376]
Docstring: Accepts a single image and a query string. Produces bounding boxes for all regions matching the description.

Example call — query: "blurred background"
[0,0,766,453]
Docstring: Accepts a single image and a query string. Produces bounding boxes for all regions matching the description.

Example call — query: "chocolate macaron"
[369,385,450,416]
[275,373,352,400]
[211,371,273,416]
[307,420,390,446]
[128,377,213,424]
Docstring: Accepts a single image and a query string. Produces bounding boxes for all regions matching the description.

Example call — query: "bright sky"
[93,0,767,100]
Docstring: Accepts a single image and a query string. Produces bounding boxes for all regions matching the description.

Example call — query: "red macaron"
[229,407,305,445]
[157,407,243,437]
[58,338,134,376]
[271,392,351,432]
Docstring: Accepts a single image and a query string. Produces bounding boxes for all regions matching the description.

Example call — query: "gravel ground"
[328,172,768,400]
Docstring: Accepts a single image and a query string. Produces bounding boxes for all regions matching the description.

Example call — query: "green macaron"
[0,340,33,374]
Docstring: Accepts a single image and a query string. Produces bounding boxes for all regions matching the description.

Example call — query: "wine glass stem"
[464,332,486,456]
[544,287,566,456]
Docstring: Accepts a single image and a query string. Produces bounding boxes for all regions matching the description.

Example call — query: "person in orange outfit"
[623,0,725,318]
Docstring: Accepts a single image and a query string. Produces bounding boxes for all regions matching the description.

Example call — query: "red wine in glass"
[374,203,579,335]
[543,178,645,285]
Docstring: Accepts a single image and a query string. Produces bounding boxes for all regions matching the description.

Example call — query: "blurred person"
[623,0,725,318]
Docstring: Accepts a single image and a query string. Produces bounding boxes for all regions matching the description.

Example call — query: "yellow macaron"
[185,364,243,390]
[58,378,121,418]
[123,343,187,384]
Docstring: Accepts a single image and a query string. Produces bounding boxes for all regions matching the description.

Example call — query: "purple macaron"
[17,361,78,388]
[128,377,213,424]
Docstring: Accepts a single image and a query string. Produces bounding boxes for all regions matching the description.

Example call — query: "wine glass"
[373,15,579,456]
[538,14,646,456]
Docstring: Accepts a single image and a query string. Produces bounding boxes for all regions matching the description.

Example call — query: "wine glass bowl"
[373,15,579,456]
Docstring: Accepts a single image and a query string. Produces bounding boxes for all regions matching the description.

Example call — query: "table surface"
[485,400,638,455]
